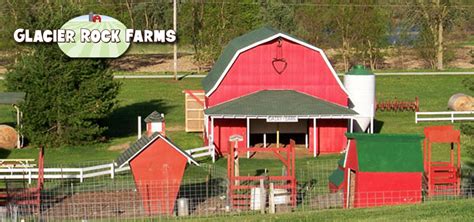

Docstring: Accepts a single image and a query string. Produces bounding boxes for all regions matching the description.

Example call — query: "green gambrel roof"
[346,133,424,173]
[202,26,310,93]
[205,90,357,116]
[0,92,26,105]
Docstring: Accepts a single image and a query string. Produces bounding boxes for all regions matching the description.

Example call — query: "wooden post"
[263,133,267,148]
[247,118,250,158]
[269,182,275,214]
[137,116,142,139]
[13,105,21,148]
[349,118,353,133]
[173,0,177,80]
[234,145,240,186]
[276,123,280,148]
[305,132,308,148]
[259,178,265,214]
[313,118,317,157]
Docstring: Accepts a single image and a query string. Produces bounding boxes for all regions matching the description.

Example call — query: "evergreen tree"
[5,4,120,146]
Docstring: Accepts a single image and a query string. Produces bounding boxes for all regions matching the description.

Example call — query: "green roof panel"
[329,168,345,187]
[115,132,197,167]
[144,111,165,123]
[346,65,374,75]
[202,26,319,94]
[205,90,357,116]
[202,26,280,93]
[346,133,424,173]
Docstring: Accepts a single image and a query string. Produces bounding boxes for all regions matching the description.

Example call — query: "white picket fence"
[415,111,474,123]
[185,145,215,162]
[0,163,130,184]
[0,146,215,184]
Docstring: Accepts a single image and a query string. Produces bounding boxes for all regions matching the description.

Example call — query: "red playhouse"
[201,27,372,157]
[329,133,424,208]
[423,125,461,197]
[115,111,198,215]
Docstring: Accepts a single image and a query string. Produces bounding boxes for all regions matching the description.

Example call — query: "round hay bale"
[448,93,473,111]
[0,125,18,149]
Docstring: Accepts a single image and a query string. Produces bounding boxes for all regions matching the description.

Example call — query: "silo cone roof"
[346,65,374,75]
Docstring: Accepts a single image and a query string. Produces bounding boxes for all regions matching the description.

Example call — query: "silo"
[344,65,375,132]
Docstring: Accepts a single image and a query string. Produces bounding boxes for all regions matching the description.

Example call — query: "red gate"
[227,139,297,210]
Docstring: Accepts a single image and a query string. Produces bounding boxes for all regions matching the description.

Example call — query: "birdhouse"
[144,111,166,137]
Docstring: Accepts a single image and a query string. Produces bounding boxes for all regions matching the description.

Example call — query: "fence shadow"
[176,178,227,215]
[103,99,174,138]
[373,119,384,133]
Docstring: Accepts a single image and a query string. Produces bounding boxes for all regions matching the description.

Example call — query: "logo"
[13,13,176,58]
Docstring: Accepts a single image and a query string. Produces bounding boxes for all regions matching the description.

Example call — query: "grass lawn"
[178,198,474,222]
[0,75,473,166]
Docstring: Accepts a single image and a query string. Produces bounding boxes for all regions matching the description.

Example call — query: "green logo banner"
[58,14,129,58]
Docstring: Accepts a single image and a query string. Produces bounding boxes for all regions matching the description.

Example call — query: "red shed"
[202,27,357,156]
[115,118,198,215]
[329,133,424,208]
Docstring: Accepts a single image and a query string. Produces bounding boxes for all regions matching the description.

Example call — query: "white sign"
[266,116,298,122]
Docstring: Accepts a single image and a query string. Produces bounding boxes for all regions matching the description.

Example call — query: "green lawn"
[177,198,474,222]
[0,75,473,165]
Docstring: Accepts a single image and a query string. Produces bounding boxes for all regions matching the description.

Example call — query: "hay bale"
[448,93,473,111]
[0,125,18,149]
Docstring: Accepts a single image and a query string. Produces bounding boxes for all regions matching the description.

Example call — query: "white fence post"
[110,163,115,179]
[28,170,32,184]
[269,182,275,214]
[213,145,216,163]
[80,169,84,183]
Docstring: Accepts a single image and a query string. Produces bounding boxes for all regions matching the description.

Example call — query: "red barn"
[116,113,198,215]
[202,27,357,156]
[329,133,424,208]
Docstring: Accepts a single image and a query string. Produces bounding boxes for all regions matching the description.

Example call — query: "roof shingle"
[205,90,357,116]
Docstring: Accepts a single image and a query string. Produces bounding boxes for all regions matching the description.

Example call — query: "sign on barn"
[266,116,299,122]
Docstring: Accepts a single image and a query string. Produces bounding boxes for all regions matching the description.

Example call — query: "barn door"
[184,90,205,132]
[346,169,356,208]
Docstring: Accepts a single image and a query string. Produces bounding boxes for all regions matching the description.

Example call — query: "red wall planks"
[207,38,348,107]
[317,119,348,154]
[212,119,247,155]
[353,172,423,208]
[308,119,348,155]
[130,139,188,215]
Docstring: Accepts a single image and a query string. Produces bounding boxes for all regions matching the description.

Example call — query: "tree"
[408,0,467,70]
[259,0,296,33]
[322,2,389,71]
[181,0,261,70]
[5,3,120,147]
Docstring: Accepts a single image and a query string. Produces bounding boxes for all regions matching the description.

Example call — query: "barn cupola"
[144,111,166,137]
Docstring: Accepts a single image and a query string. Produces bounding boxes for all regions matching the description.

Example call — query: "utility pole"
[173,0,178,80]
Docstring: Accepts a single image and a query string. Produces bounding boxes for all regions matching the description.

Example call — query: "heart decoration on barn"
[272,37,287,74]
[272,58,287,74]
